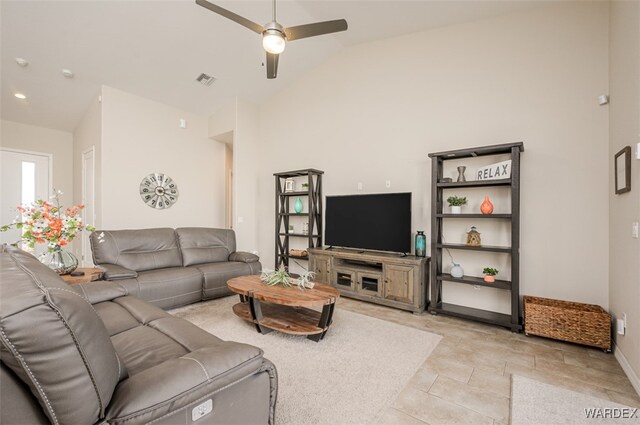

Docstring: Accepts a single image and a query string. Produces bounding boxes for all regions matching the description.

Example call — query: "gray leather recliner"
[90,228,262,309]
[0,245,277,425]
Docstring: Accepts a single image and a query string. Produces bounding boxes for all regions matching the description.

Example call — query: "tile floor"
[336,298,640,425]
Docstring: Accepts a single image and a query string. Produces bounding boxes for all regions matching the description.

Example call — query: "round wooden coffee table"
[227,275,340,342]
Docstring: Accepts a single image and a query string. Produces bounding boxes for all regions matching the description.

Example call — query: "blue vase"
[294,197,304,214]
[415,231,426,257]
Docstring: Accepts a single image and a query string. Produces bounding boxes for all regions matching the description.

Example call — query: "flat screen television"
[325,193,411,253]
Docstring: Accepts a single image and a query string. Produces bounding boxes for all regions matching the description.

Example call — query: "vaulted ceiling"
[1,0,543,132]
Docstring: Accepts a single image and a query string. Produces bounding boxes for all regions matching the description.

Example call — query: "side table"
[61,267,104,285]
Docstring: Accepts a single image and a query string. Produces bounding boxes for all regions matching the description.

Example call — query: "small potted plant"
[482,267,498,283]
[447,196,467,214]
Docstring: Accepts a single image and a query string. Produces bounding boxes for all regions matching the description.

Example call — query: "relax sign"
[477,160,512,181]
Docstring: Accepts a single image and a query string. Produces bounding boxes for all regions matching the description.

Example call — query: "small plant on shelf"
[447,196,467,214]
[482,267,498,283]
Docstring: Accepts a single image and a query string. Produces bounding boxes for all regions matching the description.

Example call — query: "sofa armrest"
[228,251,259,263]
[100,263,138,280]
[106,345,276,425]
[73,280,129,304]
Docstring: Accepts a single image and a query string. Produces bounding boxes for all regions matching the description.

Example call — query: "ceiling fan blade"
[266,52,279,79]
[195,0,264,34]
[284,19,348,41]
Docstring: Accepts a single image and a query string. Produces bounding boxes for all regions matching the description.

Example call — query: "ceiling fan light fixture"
[262,29,286,54]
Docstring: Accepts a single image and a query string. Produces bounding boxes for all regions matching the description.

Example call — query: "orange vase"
[480,196,494,215]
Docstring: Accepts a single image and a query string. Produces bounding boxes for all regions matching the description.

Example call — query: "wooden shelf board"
[437,213,512,219]
[232,302,324,335]
[274,169,324,177]
[437,179,511,188]
[437,273,511,290]
[437,243,512,253]
[279,254,309,260]
[429,303,517,329]
[428,142,524,159]
[279,191,309,197]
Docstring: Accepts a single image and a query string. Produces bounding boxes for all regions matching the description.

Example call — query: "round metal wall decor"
[139,173,179,209]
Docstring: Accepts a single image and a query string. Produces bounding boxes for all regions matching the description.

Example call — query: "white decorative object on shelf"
[450,263,464,278]
[476,160,511,181]
[284,178,294,192]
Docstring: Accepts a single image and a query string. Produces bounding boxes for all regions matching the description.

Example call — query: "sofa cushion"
[0,245,122,425]
[176,227,236,266]
[194,261,261,299]
[119,267,203,309]
[94,296,226,376]
[91,228,182,272]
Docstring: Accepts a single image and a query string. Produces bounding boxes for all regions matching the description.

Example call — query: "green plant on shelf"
[482,267,498,276]
[447,196,467,206]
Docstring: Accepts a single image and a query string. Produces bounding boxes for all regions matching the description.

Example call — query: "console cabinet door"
[357,271,382,297]
[383,264,414,304]
[333,267,356,291]
[311,255,330,283]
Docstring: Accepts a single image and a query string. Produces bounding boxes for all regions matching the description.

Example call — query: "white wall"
[1,119,74,206]
[251,2,610,311]
[234,99,261,253]
[208,98,261,253]
[609,0,640,392]
[100,86,225,229]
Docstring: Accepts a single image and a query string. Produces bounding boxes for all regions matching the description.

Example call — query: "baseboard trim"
[614,342,640,396]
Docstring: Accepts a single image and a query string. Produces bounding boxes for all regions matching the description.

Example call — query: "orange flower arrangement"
[1,190,95,252]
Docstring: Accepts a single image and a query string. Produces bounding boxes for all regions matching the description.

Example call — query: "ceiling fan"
[195,0,348,79]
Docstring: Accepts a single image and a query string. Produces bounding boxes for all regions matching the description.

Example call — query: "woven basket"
[524,296,611,351]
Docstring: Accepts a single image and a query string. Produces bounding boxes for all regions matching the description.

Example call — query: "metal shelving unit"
[428,142,524,331]
[274,169,323,270]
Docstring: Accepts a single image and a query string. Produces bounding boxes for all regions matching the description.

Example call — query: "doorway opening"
[0,148,52,254]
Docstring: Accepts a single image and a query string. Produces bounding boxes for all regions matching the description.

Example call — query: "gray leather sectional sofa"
[0,245,277,425]
[90,227,262,309]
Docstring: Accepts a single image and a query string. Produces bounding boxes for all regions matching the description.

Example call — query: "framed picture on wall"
[615,146,631,194]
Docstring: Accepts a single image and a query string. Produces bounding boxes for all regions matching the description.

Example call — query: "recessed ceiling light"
[15,58,29,67]
[62,69,74,78]
[14,93,27,100]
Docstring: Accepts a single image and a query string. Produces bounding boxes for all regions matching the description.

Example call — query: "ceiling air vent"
[196,73,216,86]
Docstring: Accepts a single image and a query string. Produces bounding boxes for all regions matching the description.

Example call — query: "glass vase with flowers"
[1,190,95,274]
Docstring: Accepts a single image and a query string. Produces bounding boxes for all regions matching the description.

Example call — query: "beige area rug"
[171,296,441,425]
[511,375,639,424]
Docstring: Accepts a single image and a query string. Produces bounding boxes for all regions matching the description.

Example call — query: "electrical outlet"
[357,182,363,191]
[385,180,391,188]
[633,222,639,239]
[617,313,627,335]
